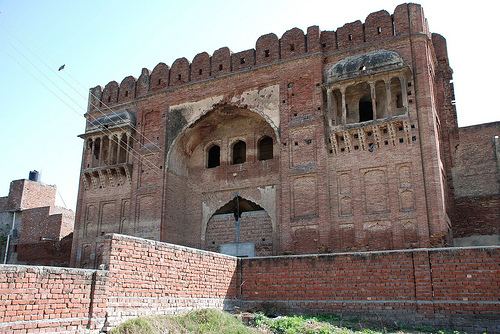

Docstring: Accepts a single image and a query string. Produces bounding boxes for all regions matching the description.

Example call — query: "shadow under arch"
[203,194,275,256]
[166,103,280,175]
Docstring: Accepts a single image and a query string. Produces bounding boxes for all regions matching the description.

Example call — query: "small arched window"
[359,95,373,122]
[258,136,273,161]
[207,145,220,168]
[232,140,246,165]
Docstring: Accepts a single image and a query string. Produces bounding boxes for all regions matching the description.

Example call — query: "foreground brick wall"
[102,234,239,329]
[1,234,498,333]
[240,247,500,332]
[0,266,108,333]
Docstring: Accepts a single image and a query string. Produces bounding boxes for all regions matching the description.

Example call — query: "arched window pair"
[207,136,273,168]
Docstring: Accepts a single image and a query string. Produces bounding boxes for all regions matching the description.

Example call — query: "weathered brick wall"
[19,206,74,244]
[73,3,458,266]
[240,247,500,332]
[0,265,108,333]
[205,211,273,256]
[102,234,239,329]
[1,234,239,333]
[6,180,56,211]
[452,122,500,239]
[16,233,73,267]
[1,234,499,333]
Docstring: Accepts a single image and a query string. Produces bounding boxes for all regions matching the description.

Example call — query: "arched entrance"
[163,104,280,253]
[205,196,273,256]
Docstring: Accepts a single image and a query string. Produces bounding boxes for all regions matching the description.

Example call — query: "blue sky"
[0,0,498,210]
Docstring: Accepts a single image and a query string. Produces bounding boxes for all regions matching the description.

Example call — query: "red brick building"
[71,3,499,268]
[0,175,74,266]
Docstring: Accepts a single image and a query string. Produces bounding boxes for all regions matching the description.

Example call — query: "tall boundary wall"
[1,234,499,333]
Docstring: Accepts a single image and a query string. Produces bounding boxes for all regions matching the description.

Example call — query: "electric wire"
[0,22,165,157]
[0,34,163,177]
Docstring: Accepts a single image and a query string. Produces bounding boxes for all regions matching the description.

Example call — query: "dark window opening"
[219,64,223,71]
[124,91,129,97]
[359,95,373,122]
[93,139,100,160]
[322,43,327,48]
[264,49,270,57]
[207,145,220,168]
[199,69,203,75]
[158,78,162,85]
[399,138,404,143]
[232,140,246,164]
[290,44,295,51]
[348,34,353,41]
[240,57,245,64]
[107,96,111,103]
[396,93,403,108]
[377,27,382,34]
[258,136,273,161]
[177,74,182,81]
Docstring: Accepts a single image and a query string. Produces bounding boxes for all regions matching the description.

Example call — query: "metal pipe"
[3,211,16,264]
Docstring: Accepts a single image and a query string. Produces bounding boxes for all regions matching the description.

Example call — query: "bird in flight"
[58,64,65,71]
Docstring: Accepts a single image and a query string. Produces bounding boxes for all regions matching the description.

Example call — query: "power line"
[1,34,163,177]
[0,22,165,158]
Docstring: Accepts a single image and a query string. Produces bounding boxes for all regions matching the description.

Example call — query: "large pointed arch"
[166,101,280,175]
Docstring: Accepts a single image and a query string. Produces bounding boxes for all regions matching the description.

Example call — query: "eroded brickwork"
[0,179,74,266]
[1,234,499,333]
[452,122,500,243]
[71,3,498,267]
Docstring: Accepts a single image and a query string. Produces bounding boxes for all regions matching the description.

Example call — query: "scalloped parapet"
[89,3,429,111]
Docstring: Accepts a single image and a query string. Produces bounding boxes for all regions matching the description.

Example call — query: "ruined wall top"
[87,3,441,112]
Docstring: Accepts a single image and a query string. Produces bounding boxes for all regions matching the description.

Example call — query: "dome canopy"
[326,50,406,84]
[86,109,136,133]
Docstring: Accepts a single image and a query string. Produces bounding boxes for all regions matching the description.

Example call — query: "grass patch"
[254,313,466,334]
[110,308,258,334]
[110,309,466,334]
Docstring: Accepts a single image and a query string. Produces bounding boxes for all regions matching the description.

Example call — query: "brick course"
[1,234,499,333]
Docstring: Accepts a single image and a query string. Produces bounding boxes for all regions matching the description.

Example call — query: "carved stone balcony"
[82,163,132,190]
[327,114,418,155]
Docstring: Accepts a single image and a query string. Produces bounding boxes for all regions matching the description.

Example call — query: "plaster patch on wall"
[170,95,224,128]
[230,84,280,129]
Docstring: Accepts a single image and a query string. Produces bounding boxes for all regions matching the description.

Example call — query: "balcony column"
[98,136,104,167]
[326,88,334,126]
[126,133,132,163]
[107,135,113,165]
[369,81,377,120]
[111,136,117,165]
[385,80,392,117]
[340,86,347,125]
[400,75,408,109]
